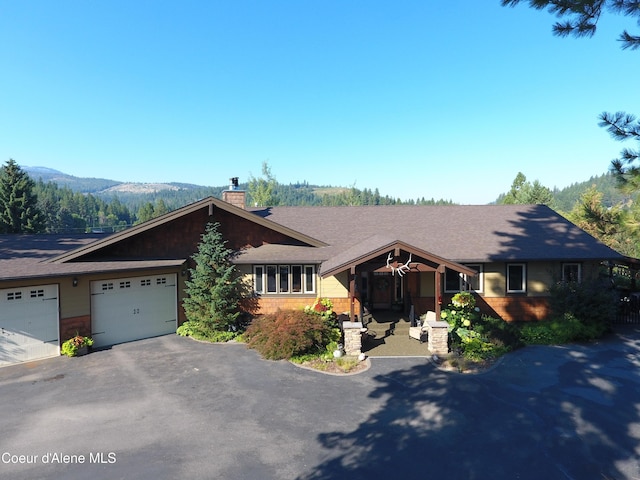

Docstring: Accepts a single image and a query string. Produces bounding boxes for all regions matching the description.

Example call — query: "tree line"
[0,159,172,234]
[3,156,640,260]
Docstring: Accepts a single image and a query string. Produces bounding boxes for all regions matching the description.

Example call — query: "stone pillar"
[427,320,449,355]
[342,321,363,356]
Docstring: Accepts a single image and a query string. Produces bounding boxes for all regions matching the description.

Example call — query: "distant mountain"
[25,166,123,193]
[24,166,203,196]
[23,165,628,213]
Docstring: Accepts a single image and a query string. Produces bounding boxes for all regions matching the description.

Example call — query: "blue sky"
[1,1,638,204]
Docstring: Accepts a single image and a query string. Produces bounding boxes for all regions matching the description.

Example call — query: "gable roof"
[48,197,327,264]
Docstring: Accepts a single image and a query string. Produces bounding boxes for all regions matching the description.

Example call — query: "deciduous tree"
[248,161,278,207]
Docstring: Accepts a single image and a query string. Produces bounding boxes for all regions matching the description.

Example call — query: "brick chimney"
[221,177,246,209]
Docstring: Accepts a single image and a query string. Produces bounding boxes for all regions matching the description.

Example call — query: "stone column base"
[427,320,449,355]
[342,322,363,356]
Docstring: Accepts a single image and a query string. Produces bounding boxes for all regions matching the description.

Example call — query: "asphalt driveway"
[1,326,640,480]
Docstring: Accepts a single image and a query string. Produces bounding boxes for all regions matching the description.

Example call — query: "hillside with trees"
[1,160,637,259]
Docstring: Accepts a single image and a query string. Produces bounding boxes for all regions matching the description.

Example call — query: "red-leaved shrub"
[245,309,331,360]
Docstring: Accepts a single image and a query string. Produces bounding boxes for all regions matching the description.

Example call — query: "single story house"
[0,183,627,366]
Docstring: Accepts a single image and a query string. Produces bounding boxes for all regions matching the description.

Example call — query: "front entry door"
[371,273,393,309]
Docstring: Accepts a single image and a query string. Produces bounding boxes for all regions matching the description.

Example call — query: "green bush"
[60,335,94,357]
[519,312,609,345]
[548,276,617,331]
[177,320,239,342]
[245,309,337,360]
[442,293,521,361]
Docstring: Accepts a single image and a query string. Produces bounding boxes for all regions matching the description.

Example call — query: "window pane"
[464,264,482,292]
[254,266,264,293]
[563,263,580,282]
[304,266,315,293]
[507,264,525,292]
[291,265,302,293]
[267,265,277,293]
[279,265,290,293]
[445,268,460,292]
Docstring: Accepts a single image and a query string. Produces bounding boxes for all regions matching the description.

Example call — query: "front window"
[562,263,581,283]
[279,265,290,293]
[445,264,483,293]
[266,265,277,293]
[507,263,526,293]
[254,265,316,294]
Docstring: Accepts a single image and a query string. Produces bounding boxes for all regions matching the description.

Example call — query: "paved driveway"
[1,327,640,480]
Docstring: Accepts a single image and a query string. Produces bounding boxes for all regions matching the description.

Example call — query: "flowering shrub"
[61,335,94,357]
[442,293,518,361]
[304,298,336,321]
[451,291,476,310]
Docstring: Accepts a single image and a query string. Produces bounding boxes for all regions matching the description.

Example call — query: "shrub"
[548,276,617,331]
[519,312,609,345]
[245,309,337,360]
[177,320,239,342]
[60,335,94,357]
[442,293,521,361]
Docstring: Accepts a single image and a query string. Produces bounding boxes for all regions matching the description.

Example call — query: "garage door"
[0,284,59,367]
[91,274,177,348]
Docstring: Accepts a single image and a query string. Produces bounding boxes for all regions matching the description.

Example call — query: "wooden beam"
[435,264,444,319]
[349,266,356,321]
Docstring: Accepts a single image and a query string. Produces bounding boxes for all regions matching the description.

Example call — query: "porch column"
[434,264,444,320]
[349,266,356,321]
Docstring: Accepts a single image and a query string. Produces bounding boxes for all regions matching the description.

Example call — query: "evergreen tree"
[182,222,242,333]
[0,159,45,233]
[499,172,554,205]
[565,186,640,257]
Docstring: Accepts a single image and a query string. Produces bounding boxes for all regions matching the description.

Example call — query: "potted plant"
[61,334,94,357]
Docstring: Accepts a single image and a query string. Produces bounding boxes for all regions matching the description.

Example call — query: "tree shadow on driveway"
[297,328,640,480]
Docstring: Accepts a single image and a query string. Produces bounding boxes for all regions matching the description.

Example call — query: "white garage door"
[0,284,59,367]
[91,274,177,348]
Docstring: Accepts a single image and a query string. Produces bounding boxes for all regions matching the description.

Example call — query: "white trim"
[507,263,527,293]
[253,264,317,295]
[444,264,483,293]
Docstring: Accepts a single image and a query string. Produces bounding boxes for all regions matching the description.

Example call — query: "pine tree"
[0,159,45,233]
[182,222,242,333]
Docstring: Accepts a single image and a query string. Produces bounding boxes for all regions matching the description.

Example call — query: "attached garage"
[0,284,60,367]
[91,273,178,348]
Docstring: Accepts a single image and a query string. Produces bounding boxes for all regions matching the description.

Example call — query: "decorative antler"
[397,253,412,277]
[386,252,413,276]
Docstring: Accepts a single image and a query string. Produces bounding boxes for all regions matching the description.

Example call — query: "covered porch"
[359,310,432,357]
[324,241,477,357]
[321,239,477,323]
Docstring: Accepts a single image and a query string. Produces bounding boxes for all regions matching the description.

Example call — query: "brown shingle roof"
[0,203,625,282]
[0,234,184,281]
[249,204,624,263]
